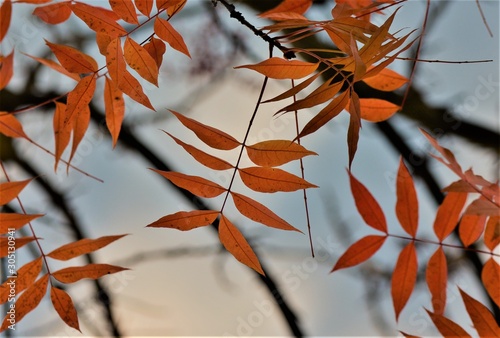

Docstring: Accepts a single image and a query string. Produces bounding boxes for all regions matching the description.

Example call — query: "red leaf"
[464,197,500,216]
[0,257,43,304]
[52,264,128,283]
[47,234,127,261]
[104,77,125,147]
[143,37,166,68]
[245,140,317,167]
[459,214,486,247]
[460,288,500,337]
[154,17,190,57]
[45,40,98,74]
[484,216,500,251]
[109,0,138,24]
[236,57,318,80]
[347,91,361,167]
[426,247,447,315]
[124,37,158,86]
[0,51,14,90]
[391,242,418,321]
[239,167,317,193]
[0,114,28,139]
[71,2,126,37]
[0,213,43,233]
[396,158,418,237]
[0,0,11,42]
[426,310,471,337]
[150,169,226,198]
[331,235,386,271]
[348,171,387,233]
[147,210,219,230]
[33,2,72,24]
[433,192,467,241]
[421,129,463,176]
[0,178,32,206]
[482,258,500,308]
[50,287,80,332]
[68,105,91,166]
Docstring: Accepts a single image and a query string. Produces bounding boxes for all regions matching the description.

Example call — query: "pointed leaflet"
[23,53,80,81]
[53,102,71,170]
[124,37,159,86]
[426,247,447,315]
[33,2,72,24]
[259,0,312,17]
[421,129,463,176]
[0,178,32,205]
[68,105,91,168]
[170,110,240,150]
[143,37,166,68]
[51,287,80,332]
[45,40,98,74]
[459,214,486,247]
[0,0,11,43]
[0,257,43,304]
[166,132,233,170]
[280,80,343,113]
[482,258,500,308]
[426,310,471,338]
[106,37,126,85]
[460,288,500,337]
[264,72,321,103]
[0,51,14,90]
[0,274,49,332]
[396,158,418,237]
[363,67,408,91]
[154,17,190,57]
[135,0,153,17]
[358,99,399,122]
[331,235,386,271]
[484,216,500,251]
[433,192,467,241]
[118,70,155,110]
[109,0,138,24]
[157,0,185,12]
[71,2,126,38]
[219,214,264,275]
[47,234,127,261]
[64,75,96,129]
[348,171,387,233]
[391,242,418,321]
[245,140,317,167]
[358,9,398,65]
[231,192,300,232]
[347,91,361,168]
[239,167,317,193]
[0,213,43,233]
[147,210,219,230]
[464,197,499,216]
[97,32,113,55]
[0,114,28,138]
[236,57,318,80]
[0,237,38,258]
[104,77,125,148]
[52,264,128,283]
[151,169,226,198]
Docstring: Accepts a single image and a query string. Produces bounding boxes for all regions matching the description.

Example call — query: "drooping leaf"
[459,288,500,337]
[47,234,127,261]
[283,80,344,113]
[0,257,43,305]
[50,287,80,332]
[331,235,386,271]
[231,192,300,232]
[150,169,226,198]
[0,274,49,332]
[363,67,408,91]
[0,0,11,43]
[45,40,98,74]
[124,37,159,86]
[106,37,126,85]
[117,70,155,110]
[426,247,447,315]
[68,105,91,167]
[482,258,500,308]
[53,102,71,170]
[0,114,28,138]
[218,214,264,275]
[52,264,128,283]
[170,110,241,150]
[259,0,312,17]
[157,0,185,11]
[484,216,500,251]
[96,32,113,55]
[104,77,125,148]
[396,158,418,237]
[391,242,418,321]
[239,167,317,193]
[459,214,486,247]
[264,72,322,103]
[0,237,38,258]
[464,197,500,216]
[109,0,138,24]
[348,171,387,233]
[236,57,319,80]
[421,129,463,176]
[245,140,317,167]
[143,37,166,68]
[154,17,190,57]
[71,2,126,37]
[426,309,471,338]
[23,53,80,81]
[0,51,14,90]
[433,192,467,241]
[358,10,398,65]
[0,213,43,233]
[347,91,361,168]
[64,75,96,129]
[147,210,219,230]
[33,2,72,24]
[135,0,153,17]
[164,0,187,16]
[0,178,32,206]
[358,98,400,122]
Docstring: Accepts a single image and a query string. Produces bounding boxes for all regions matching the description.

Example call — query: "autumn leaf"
[117,70,155,110]
[0,51,14,90]
[45,40,98,74]
[459,288,500,337]
[331,235,386,271]
[109,0,138,24]
[0,178,33,206]
[218,214,264,275]
[363,67,408,91]
[459,214,486,247]
[104,77,125,148]
[426,309,471,338]
[23,53,80,81]
[421,129,463,176]
[259,0,312,17]
[68,105,91,167]
[0,213,43,233]
[236,57,319,80]
[170,110,241,150]
[0,257,43,304]
[0,0,11,43]
[124,37,159,86]
[357,99,400,122]
[484,216,500,251]
[71,2,126,38]
[348,171,387,233]
[347,91,361,168]
[147,210,220,230]
[150,169,227,198]
[52,264,128,283]
[154,17,191,57]
[0,237,38,258]
[391,242,417,321]
[0,114,28,139]
[239,167,317,193]
[47,234,127,261]
[464,197,500,216]
[143,37,166,68]
[433,192,467,241]
[53,102,71,170]
[245,140,317,167]
[50,287,80,332]
[279,80,343,113]
[106,37,126,85]
[64,75,96,129]
[396,158,418,237]
[135,0,153,17]
[482,258,500,308]
[264,72,321,103]
[426,247,447,315]
[33,2,72,24]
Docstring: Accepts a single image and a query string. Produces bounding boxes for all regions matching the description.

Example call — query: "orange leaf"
[156,0,185,11]
[47,234,127,261]
[0,237,38,258]
[484,216,500,251]
[154,17,190,57]
[347,91,361,168]
[104,77,125,147]
[348,171,387,233]
[0,274,49,332]
[0,51,14,90]
[459,214,486,247]
[482,258,500,308]
[124,37,158,85]
[23,53,80,81]
[0,0,11,42]
[64,75,96,129]
[0,257,43,304]
[231,192,300,232]
[331,235,386,271]
[264,72,321,103]
[0,178,32,206]
[426,310,471,338]
[239,167,317,193]
[71,2,126,37]
[170,110,240,150]
[52,264,128,283]
[50,287,80,332]
[421,129,463,176]
[164,0,187,16]
[69,108,91,167]
[45,40,98,74]
[460,288,500,337]
[236,57,318,79]
[280,80,343,112]
[147,210,219,230]
[358,10,397,65]
[53,102,71,170]
[396,158,418,237]
[363,67,408,91]
[218,214,264,275]
[143,37,166,68]
[96,32,113,55]
[117,70,155,110]
[426,247,447,315]
[391,242,418,321]
[106,37,126,85]
[260,12,308,21]
[0,114,28,138]
[358,98,399,122]
[0,213,43,233]
[109,0,138,24]
[433,192,467,241]
[166,132,233,170]
[151,169,226,198]
[135,0,153,17]
[245,140,316,167]
[33,2,72,24]
[259,0,312,16]
[464,197,500,216]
